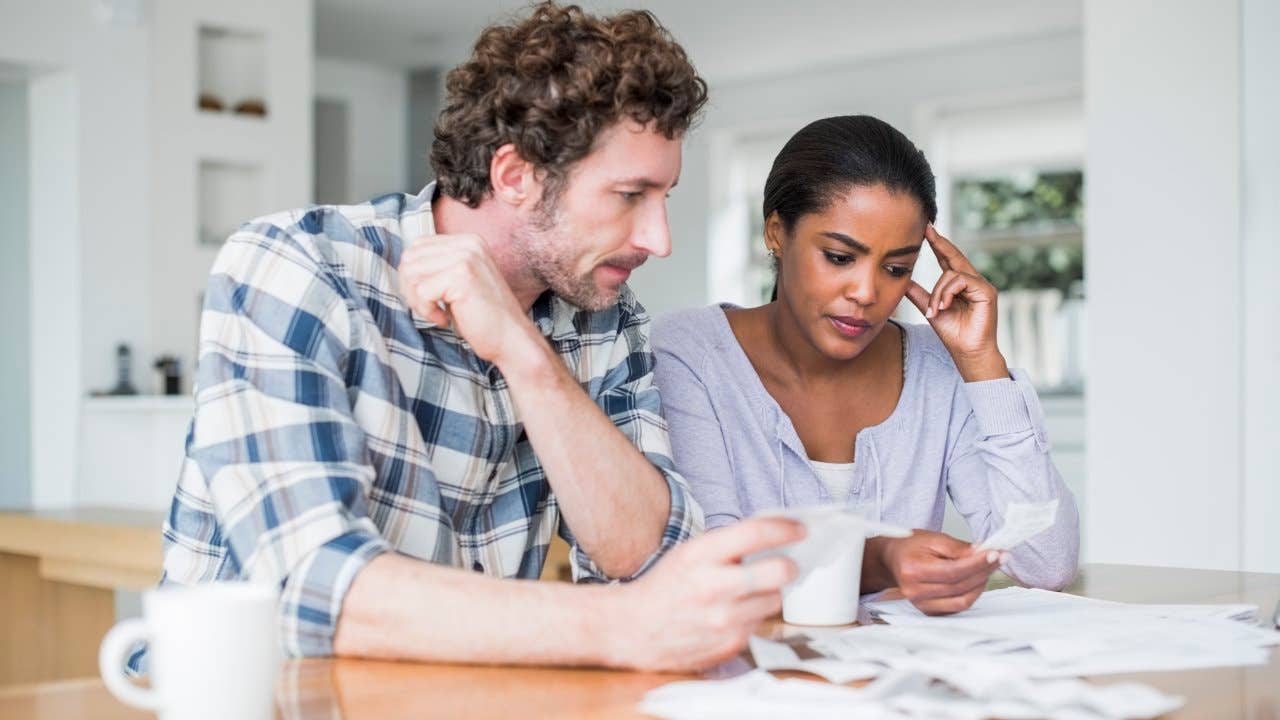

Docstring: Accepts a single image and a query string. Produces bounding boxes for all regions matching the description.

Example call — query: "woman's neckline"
[711,302,914,442]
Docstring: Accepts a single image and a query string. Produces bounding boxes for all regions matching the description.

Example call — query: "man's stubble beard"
[515,201,618,312]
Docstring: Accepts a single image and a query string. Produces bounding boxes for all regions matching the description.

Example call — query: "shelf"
[196,25,267,119]
[198,159,265,246]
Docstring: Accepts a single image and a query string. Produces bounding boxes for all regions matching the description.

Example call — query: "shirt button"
[473,561,484,573]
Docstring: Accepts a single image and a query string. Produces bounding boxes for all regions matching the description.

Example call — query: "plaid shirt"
[155,184,703,659]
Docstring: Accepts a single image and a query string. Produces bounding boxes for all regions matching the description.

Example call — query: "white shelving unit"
[146,0,311,394]
[76,0,312,512]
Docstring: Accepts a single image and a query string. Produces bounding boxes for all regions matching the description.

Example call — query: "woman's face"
[769,184,927,361]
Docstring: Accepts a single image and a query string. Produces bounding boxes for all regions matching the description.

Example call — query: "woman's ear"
[764,212,785,257]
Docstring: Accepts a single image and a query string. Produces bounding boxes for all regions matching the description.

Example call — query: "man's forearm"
[496,328,671,578]
[333,554,621,666]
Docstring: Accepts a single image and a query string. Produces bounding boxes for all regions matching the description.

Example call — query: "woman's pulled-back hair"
[763,115,937,300]
[764,115,937,233]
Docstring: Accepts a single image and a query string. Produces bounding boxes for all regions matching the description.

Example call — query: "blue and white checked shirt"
[156,184,703,658]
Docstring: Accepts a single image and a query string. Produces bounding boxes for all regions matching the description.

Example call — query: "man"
[155,2,800,672]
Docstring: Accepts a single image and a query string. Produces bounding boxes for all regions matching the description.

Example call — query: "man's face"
[515,120,682,311]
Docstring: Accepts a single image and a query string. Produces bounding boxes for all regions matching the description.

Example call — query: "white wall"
[1,2,151,509]
[1241,0,1280,574]
[628,31,1084,317]
[1,0,312,509]
[148,0,314,398]
[27,71,81,509]
[315,57,410,202]
[0,79,30,508]
[1084,0,1246,571]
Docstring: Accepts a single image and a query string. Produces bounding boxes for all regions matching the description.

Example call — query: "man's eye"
[823,251,852,266]
[619,191,642,202]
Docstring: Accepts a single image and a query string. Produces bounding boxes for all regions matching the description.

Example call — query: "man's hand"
[879,530,1003,615]
[399,234,539,367]
[604,518,805,672]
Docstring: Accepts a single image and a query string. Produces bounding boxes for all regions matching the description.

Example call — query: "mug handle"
[98,618,160,711]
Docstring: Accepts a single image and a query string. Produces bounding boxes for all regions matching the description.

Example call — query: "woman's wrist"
[861,536,901,593]
[953,348,1010,383]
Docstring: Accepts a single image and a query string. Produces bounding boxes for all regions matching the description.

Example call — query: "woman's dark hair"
[763,115,937,300]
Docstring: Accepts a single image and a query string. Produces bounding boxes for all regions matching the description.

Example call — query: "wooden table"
[1,564,1276,719]
[0,508,165,685]
[0,507,574,688]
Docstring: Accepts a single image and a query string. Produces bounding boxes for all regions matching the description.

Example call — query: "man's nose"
[632,201,673,258]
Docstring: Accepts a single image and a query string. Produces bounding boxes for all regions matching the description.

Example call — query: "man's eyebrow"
[820,231,921,258]
[613,176,680,190]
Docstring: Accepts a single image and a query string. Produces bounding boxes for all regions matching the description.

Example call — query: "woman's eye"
[886,265,912,278]
[823,251,852,266]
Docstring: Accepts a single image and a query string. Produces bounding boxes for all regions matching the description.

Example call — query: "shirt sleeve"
[559,308,705,583]
[651,339,745,531]
[944,368,1081,590]
[188,224,389,656]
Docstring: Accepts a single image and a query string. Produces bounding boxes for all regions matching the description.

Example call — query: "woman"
[653,115,1079,614]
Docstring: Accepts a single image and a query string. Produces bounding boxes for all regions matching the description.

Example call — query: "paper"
[861,586,1278,678]
[748,636,881,684]
[975,499,1059,551]
[638,669,913,720]
[639,665,1184,720]
[747,506,911,573]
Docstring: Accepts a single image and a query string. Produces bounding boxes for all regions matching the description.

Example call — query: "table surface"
[1,563,1276,720]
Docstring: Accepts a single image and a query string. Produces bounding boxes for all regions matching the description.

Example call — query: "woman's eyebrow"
[821,231,921,257]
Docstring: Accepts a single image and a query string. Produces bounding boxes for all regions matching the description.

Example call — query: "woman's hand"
[877,530,1004,615]
[905,225,1010,382]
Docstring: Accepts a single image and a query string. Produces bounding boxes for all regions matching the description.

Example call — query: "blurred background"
[0,0,1275,630]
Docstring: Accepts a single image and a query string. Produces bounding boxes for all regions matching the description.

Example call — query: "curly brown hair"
[430,2,708,208]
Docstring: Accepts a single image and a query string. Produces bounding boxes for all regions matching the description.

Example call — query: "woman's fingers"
[937,272,973,312]
[904,563,994,602]
[904,547,995,586]
[925,224,978,275]
[906,281,933,315]
[929,270,961,318]
[915,581,988,615]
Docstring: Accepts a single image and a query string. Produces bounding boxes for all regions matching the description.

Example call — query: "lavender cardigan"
[652,305,1080,590]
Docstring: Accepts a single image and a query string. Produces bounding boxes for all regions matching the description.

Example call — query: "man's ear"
[490,144,536,207]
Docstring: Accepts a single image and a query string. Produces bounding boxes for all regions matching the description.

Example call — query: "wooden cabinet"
[0,509,163,686]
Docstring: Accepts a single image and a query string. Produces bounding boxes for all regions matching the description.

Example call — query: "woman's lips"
[828,315,871,338]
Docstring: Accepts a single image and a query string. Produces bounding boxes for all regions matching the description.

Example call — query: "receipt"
[748,506,912,571]
[975,499,1058,552]
[748,636,882,684]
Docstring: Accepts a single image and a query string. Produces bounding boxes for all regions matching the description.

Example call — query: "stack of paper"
[641,499,1276,719]
[858,586,1278,677]
[639,666,1185,720]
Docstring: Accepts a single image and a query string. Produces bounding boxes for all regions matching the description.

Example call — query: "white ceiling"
[315,0,1082,85]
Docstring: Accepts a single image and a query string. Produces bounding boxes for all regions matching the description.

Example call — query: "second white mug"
[99,582,281,720]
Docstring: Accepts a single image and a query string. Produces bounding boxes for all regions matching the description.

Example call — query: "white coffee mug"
[750,507,911,626]
[99,582,281,720]
[781,533,866,625]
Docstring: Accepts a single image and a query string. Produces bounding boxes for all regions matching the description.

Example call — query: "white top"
[809,459,857,502]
